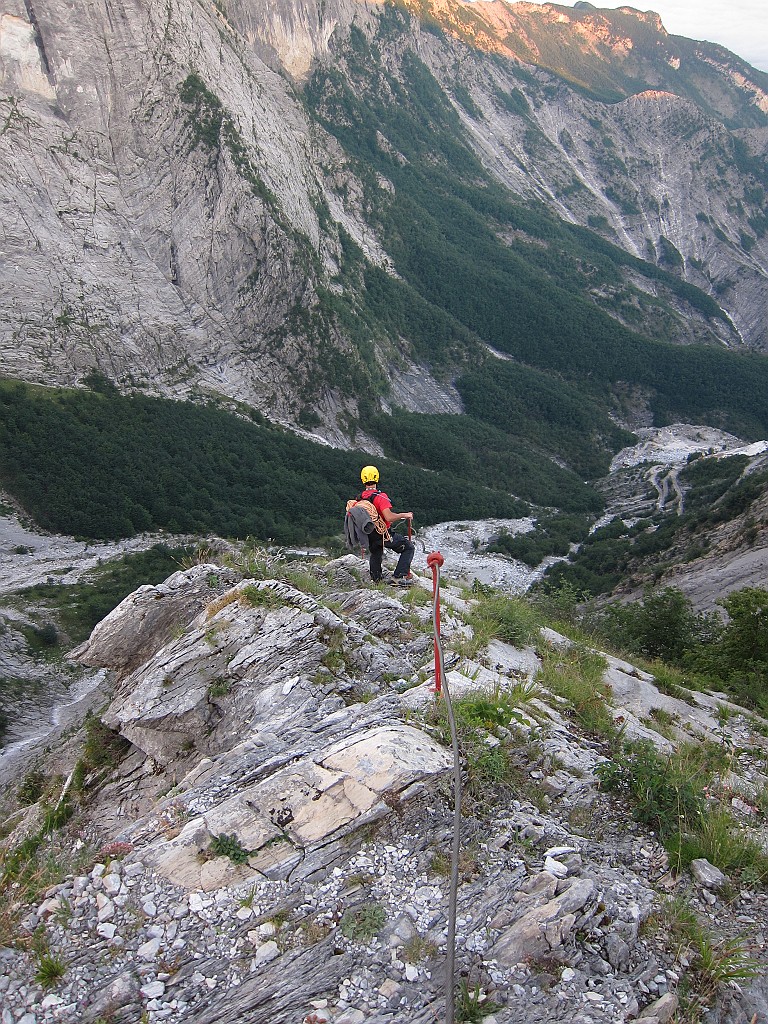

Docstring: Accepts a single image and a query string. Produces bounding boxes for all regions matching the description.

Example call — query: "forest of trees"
[0,380,526,542]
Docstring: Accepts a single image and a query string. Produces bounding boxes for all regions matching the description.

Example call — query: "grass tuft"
[34,952,66,988]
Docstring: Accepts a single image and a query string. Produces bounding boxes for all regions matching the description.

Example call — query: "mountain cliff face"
[1,0,358,436]
[1,0,767,446]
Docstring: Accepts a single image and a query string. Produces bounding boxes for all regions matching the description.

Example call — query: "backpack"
[344,492,391,550]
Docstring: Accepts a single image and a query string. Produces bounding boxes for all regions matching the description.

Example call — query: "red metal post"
[426,551,444,694]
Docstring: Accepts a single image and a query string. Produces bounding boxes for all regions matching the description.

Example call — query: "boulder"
[81,969,141,1022]
[136,725,451,889]
[491,877,597,965]
[640,992,678,1022]
[71,565,239,677]
[690,858,727,889]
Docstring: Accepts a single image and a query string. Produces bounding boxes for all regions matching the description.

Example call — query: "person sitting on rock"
[358,465,415,586]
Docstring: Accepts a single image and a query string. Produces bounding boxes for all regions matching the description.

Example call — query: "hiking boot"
[389,576,414,588]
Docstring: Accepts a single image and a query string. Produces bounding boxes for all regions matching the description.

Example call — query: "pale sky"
[519,1,768,73]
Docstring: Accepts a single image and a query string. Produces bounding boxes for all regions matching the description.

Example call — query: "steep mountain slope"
[2,0,767,423]
[395,0,768,121]
[1,0,367,437]
[2,0,768,585]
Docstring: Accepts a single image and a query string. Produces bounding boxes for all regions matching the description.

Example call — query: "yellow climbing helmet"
[360,465,380,485]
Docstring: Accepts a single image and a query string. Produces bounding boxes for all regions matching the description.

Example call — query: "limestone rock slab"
[491,876,597,966]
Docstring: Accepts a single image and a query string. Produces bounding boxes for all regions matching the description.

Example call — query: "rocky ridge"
[1,552,767,1023]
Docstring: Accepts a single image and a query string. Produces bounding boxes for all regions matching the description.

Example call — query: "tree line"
[0,380,525,542]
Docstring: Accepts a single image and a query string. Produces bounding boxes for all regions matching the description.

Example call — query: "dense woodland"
[0,379,526,542]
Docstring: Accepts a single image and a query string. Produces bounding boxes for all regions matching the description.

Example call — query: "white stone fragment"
[189,893,206,912]
[544,857,569,878]
[137,937,161,960]
[102,873,122,896]
[140,981,166,999]
[690,858,727,890]
[252,940,280,967]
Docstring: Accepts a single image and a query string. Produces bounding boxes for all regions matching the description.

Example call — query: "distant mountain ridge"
[391,0,768,119]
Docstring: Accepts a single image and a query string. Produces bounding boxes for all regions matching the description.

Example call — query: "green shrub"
[597,741,704,841]
[282,568,324,596]
[340,902,386,941]
[209,832,250,864]
[402,933,438,962]
[646,662,700,705]
[0,836,95,912]
[465,593,541,654]
[530,580,588,630]
[21,621,60,654]
[599,587,708,664]
[456,979,501,1022]
[654,898,760,1017]
[83,713,130,771]
[427,686,543,808]
[207,676,232,699]
[239,585,286,609]
[17,767,47,806]
[538,645,613,738]
[669,807,768,883]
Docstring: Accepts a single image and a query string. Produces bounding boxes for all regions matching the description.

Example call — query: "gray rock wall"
[1,0,767,449]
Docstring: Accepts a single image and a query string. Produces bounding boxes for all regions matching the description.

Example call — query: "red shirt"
[361,488,392,519]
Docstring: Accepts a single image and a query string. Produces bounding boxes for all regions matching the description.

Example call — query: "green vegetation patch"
[11,543,193,647]
[369,411,605,511]
[209,832,251,864]
[488,513,593,566]
[0,379,525,543]
[426,681,546,809]
[463,592,542,655]
[340,901,387,941]
[598,739,768,885]
[538,644,614,738]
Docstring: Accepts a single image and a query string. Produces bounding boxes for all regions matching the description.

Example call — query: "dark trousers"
[369,531,415,581]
